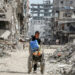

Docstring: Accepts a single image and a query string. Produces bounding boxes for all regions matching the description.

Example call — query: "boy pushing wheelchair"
[28,31,45,74]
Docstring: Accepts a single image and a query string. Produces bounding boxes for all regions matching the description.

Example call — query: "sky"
[29,0,53,4]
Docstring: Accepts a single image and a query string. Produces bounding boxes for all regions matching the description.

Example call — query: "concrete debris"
[49,43,75,63]
[48,43,75,75]
[0,38,17,57]
[59,63,75,75]
[0,43,10,57]
[67,64,75,75]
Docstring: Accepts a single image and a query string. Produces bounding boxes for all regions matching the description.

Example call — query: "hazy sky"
[29,0,53,4]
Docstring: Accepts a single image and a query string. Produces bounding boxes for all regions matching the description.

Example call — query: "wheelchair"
[28,49,45,74]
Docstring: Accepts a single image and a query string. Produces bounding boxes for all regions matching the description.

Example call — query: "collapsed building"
[0,0,29,40]
[53,0,75,44]
[49,42,75,75]
[0,0,13,39]
[0,0,29,56]
[29,0,53,42]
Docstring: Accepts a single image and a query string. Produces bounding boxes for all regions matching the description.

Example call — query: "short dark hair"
[35,31,40,34]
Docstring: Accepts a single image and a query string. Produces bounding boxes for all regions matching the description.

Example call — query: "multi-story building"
[29,0,53,40]
[0,0,13,39]
[0,0,29,40]
[53,0,75,43]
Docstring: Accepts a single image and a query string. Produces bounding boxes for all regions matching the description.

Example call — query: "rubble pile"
[0,43,10,57]
[50,43,75,63]
[0,39,12,57]
[66,64,75,75]
[49,43,75,75]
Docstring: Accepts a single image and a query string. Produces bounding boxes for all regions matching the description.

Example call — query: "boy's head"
[35,31,40,39]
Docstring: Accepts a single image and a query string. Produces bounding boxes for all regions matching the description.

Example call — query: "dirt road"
[0,45,63,75]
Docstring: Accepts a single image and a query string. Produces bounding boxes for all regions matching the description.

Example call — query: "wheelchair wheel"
[40,60,45,74]
[28,56,33,74]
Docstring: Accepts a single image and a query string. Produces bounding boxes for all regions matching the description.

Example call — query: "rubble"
[49,43,75,63]
[0,38,17,57]
[0,43,10,57]
[67,64,75,75]
[48,42,75,75]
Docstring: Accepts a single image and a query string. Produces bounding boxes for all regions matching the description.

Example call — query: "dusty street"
[0,45,64,75]
[0,0,75,75]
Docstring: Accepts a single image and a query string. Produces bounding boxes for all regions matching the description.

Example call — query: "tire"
[40,61,45,74]
[28,56,32,74]
[28,61,32,74]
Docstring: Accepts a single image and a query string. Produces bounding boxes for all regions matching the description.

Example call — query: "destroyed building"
[29,0,53,41]
[0,0,29,40]
[53,0,75,44]
[0,0,13,39]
